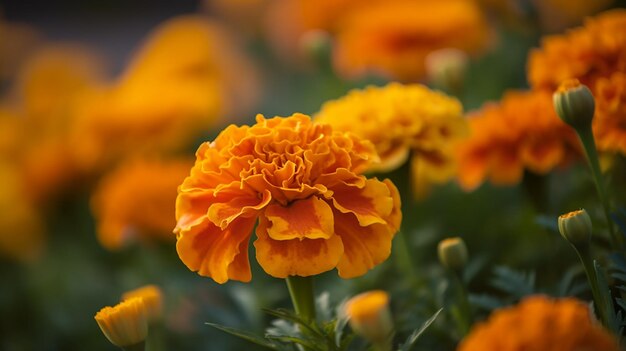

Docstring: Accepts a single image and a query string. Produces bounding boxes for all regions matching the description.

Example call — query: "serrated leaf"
[594,261,620,335]
[207,322,279,350]
[489,266,535,298]
[265,334,322,351]
[262,308,323,337]
[556,266,585,297]
[468,294,505,311]
[397,308,443,351]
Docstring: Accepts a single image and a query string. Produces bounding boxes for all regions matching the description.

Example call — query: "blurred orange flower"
[73,15,260,172]
[332,0,491,81]
[91,159,192,251]
[528,9,626,154]
[458,295,620,351]
[316,83,467,198]
[174,114,401,283]
[456,90,580,190]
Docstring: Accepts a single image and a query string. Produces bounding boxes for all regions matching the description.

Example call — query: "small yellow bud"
[553,79,595,130]
[345,290,393,345]
[438,237,468,271]
[122,285,163,323]
[558,209,592,247]
[95,297,148,349]
[425,48,468,93]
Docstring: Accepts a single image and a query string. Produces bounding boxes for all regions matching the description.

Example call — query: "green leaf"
[262,308,323,337]
[397,308,443,351]
[593,261,621,335]
[489,266,535,298]
[468,294,505,311]
[206,322,279,350]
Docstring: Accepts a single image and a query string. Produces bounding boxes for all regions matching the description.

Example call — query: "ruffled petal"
[176,217,256,283]
[329,178,393,227]
[254,216,344,278]
[265,196,334,240]
[208,189,271,229]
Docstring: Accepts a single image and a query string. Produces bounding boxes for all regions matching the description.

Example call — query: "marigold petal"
[176,217,255,283]
[265,196,334,240]
[208,189,271,229]
[335,212,394,279]
[329,178,393,227]
[254,216,343,278]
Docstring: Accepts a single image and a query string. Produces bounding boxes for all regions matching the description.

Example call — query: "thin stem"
[577,126,621,249]
[286,276,316,322]
[575,246,611,329]
[450,271,472,337]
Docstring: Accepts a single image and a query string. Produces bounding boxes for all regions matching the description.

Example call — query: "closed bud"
[558,209,592,248]
[345,290,393,345]
[122,285,163,323]
[425,48,468,93]
[438,237,468,271]
[553,79,595,130]
[95,297,148,350]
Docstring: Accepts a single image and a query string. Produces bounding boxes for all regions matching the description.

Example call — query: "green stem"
[394,229,423,290]
[575,246,611,329]
[450,271,472,337]
[577,126,621,249]
[286,276,316,322]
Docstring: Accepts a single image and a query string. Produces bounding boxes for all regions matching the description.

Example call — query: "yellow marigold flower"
[95,297,148,348]
[73,15,259,171]
[91,159,192,251]
[122,285,163,323]
[345,290,393,344]
[528,10,626,155]
[332,0,491,82]
[315,83,466,198]
[458,295,620,351]
[456,90,581,191]
[174,113,402,283]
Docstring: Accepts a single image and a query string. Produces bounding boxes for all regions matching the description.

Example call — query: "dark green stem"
[450,271,472,337]
[577,126,621,249]
[575,246,612,329]
[286,276,316,323]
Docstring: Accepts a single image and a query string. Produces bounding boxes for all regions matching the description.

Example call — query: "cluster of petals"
[456,90,581,190]
[528,9,626,154]
[458,295,620,351]
[174,114,401,283]
[91,159,192,251]
[265,0,490,82]
[315,83,466,198]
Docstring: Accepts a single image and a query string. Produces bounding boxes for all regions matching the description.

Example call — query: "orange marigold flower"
[528,10,626,154]
[332,0,491,82]
[174,113,402,283]
[92,159,192,251]
[315,83,466,198]
[456,90,581,191]
[458,295,620,351]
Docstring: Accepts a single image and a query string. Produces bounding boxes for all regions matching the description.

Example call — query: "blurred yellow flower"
[458,295,620,351]
[528,9,626,155]
[332,0,491,81]
[122,285,163,323]
[0,18,41,82]
[456,90,580,190]
[315,83,466,198]
[175,114,401,283]
[73,15,259,171]
[95,297,149,348]
[91,159,192,251]
[344,290,393,344]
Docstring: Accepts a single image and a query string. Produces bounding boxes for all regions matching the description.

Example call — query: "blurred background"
[1,0,625,350]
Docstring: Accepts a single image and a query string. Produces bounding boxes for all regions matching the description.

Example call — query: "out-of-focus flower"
[456,90,580,191]
[174,114,401,283]
[345,290,393,345]
[457,295,620,351]
[122,285,163,323]
[203,0,270,35]
[425,48,469,93]
[73,15,260,172]
[532,0,614,32]
[528,10,626,155]
[95,297,149,349]
[315,83,466,198]
[0,18,41,82]
[332,0,491,82]
[91,159,192,251]
[0,163,44,263]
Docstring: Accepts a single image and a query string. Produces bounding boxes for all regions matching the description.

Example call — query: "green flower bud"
[558,209,592,248]
[438,237,468,271]
[553,79,595,130]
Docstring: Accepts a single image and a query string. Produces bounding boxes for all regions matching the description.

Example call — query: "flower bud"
[438,237,468,271]
[345,290,393,345]
[553,79,595,130]
[558,209,592,248]
[122,285,163,323]
[95,297,148,349]
[425,48,468,93]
